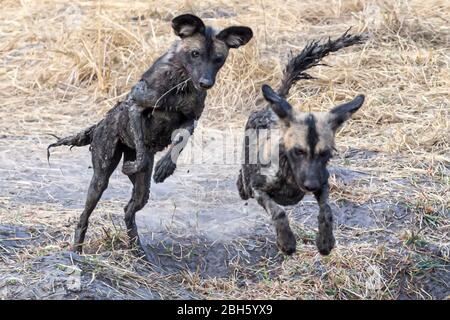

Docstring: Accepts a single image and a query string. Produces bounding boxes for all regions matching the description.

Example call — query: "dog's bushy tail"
[278,29,368,98]
[47,124,96,162]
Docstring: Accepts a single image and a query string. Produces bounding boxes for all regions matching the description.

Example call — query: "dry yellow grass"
[0,0,448,299]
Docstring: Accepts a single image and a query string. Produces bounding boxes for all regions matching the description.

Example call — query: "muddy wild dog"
[48,14,253,252]
[237,31,366,255]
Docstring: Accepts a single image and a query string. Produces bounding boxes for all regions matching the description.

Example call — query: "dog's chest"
[142,90,206,151]
[164,89,206,119]
[256,156,305,206]
[267,176,304,206]
[142,111,184,151]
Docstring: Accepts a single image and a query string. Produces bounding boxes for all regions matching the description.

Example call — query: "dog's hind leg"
[121,104,151,175]
[73,134,122,253]
[123,149,154,248]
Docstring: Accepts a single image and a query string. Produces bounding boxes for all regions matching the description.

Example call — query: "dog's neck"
[153,44,197,94]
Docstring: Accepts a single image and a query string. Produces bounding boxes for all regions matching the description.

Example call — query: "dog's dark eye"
[214,56,224,64]
[191,50,200,58]
[293,147,306,158]
[319,150,332,161]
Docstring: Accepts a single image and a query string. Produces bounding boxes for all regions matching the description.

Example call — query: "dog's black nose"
[303,180,320,192]
[199,78,214,89]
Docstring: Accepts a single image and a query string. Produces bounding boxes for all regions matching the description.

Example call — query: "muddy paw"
[153,156,176,183]
[316,232,335,255]
[127,233,145,255]
[130,241,145,256]
[72,243,83,254]
[276,228,297,255]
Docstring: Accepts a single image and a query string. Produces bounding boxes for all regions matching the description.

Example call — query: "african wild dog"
[48,14,253,252]
[237,31,367,255]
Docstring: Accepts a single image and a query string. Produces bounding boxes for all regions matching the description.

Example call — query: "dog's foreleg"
[153,120,195,183]
[254,189,297,255]
[314,184,335,255]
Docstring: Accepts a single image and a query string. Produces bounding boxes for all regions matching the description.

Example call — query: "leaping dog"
[48,14,253,252]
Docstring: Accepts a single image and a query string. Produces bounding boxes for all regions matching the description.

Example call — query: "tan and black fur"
[237,31,367,255]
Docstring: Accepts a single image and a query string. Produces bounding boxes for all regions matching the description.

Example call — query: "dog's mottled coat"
[237,31,367,255]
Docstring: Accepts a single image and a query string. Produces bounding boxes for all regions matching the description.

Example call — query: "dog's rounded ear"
[262,84,293,125]
[328,94,365,131]
[172,14,205,38]
[216,26,253,48]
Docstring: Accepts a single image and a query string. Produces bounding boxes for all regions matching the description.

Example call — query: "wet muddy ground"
[0,136,448,299]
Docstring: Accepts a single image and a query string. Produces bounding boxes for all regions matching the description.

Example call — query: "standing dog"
[237,31,366,255]
[48,14,253,252]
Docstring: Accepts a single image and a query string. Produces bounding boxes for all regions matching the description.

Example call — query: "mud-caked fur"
[48,14,253,252]
[237,31,367,255]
